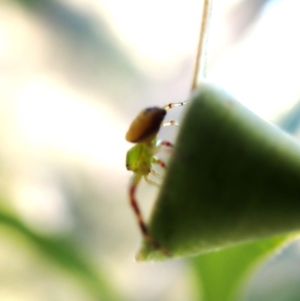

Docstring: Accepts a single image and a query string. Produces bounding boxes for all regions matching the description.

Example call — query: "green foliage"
[139,82,300,260]
[190,235,290,301]
[0,210,121,301]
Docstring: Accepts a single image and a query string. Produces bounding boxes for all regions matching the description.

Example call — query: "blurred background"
[1,0,300,300]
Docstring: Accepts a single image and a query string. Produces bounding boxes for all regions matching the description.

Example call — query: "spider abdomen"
[126,107,166,143]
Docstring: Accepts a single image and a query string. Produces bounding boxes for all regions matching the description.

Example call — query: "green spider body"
[126,140,156,175]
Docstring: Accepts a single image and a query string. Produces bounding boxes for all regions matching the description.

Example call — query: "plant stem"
[191,0,213,91]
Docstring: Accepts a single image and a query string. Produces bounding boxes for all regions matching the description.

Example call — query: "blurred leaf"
[7,0,143,112]
[138,82,300,260]
[242,239,300,301]
[189,235,291,301]
[276,99,300,134]
[0,210,122,301]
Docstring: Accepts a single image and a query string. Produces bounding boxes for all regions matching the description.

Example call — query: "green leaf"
[0,210,121,301]
[189,235,291,301]
[138,82,300,261]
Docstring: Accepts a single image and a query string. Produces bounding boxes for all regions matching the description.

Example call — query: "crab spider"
[125,102,187,255]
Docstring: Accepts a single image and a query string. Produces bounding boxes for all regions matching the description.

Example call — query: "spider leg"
[164,101,188,110]
[162,101,188,127]
[144,175,160,187]
[156,140,174,148]
[162,120,180,127]
[145,156,168,186]
[147,156,167,185]
[129,173,169,256]
[152,157,167,169]
[150,168,163,179]
[153,140,173,158]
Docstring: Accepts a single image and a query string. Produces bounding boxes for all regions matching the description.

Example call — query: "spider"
[125,101,187,255]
